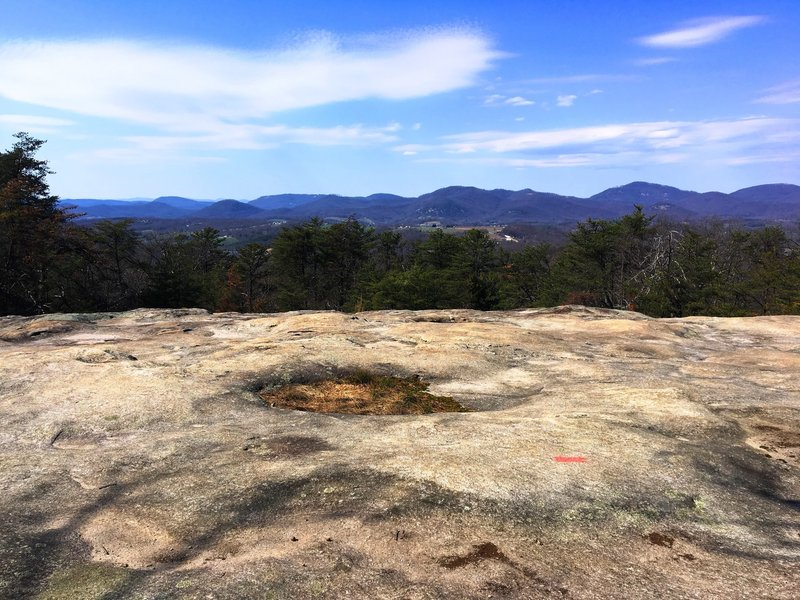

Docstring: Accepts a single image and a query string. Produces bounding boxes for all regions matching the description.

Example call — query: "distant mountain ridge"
[61,182,800,225]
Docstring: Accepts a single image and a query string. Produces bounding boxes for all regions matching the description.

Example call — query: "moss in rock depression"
[260,371,469,415]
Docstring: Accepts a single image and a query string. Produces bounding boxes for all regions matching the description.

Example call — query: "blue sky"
[0,0,798,199]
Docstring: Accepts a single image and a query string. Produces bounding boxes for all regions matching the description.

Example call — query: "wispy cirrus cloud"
[68,122,404,164]
[394,117,799,168]
[633,57,676,66]
[483,94,535,107]
[638,16,766,48]
[0,29,502,141]
[556,95,577,107]
[415,151,692,169]
[505,96,535,107]
[441,117,791,153]
[754,80,800,105]
[0,114,74,133]
[124,123,402,152]
[0,114,74,127]
[522,74,637,85]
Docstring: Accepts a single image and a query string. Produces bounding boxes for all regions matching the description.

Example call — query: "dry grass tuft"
[260,371,468,415]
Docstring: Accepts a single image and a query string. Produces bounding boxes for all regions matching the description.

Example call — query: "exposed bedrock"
[0,307,797,598]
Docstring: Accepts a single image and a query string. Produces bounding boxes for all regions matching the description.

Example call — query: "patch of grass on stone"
[37,564,130,600]
[260,370,469,415]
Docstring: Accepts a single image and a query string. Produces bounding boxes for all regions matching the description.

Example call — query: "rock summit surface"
[0,307,798,598]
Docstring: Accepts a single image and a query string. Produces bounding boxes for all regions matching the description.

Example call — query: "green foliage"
[324,218,376,310]
[374,230,405,275]
[457,229,501,309]
[82,220,148,310]
[366,228,504,310]
[270,217,375,310]
[270,217,327,309]
[0,133,75,314]
[219,242,272,312]
[188,227,229,308]
[140,233,203,308]
[547,206,658,309]
[730,226,800,315]
[498,243,551,308]
[1,133,798,318]
[139,228,229,310]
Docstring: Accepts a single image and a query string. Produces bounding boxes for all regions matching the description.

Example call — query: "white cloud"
[726,152,800,166]
[556,95,577,107]
[393,143,432,154]
[414,152,693,169]
[0,114,74,128]
[0,29,501,139]
[523,74,637,85]
[633,57,676,66]
[412,122,422,131]
[505,96,535,106]
[638,16,766,48]
[485,94,535,107]
[504,155,611,168]
[394,117,799,169]
[0,113,74,134]
[82,122,404,160]
[754,80,800,105]
[483,94,506,105]
[69,147,228,165]
[436,117,792,153]
[66,122,404,165]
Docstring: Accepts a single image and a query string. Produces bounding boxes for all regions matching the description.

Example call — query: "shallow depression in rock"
[259,370,471,415]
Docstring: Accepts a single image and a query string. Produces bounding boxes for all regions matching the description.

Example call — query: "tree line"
[2,133,799,317]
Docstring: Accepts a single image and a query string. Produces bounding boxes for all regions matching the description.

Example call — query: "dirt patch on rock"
[646,532,675,548]
[746,422,800,467]
[438,541,511,569]
[242,435,334,457]
[80,509,182,569]
[259,371,469,415]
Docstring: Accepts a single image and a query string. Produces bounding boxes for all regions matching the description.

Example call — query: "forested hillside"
[3,134,799,317]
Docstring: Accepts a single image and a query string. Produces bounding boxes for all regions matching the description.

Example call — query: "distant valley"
[61,182,800,226]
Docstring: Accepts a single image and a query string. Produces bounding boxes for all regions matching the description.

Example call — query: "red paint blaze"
[554,456,587,463]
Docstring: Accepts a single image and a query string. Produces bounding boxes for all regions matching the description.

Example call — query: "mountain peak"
[193,199,264,219]
[589,182,698,204]
[62,182,800,224]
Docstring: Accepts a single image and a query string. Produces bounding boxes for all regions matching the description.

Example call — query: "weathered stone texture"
[0,307,797,598]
